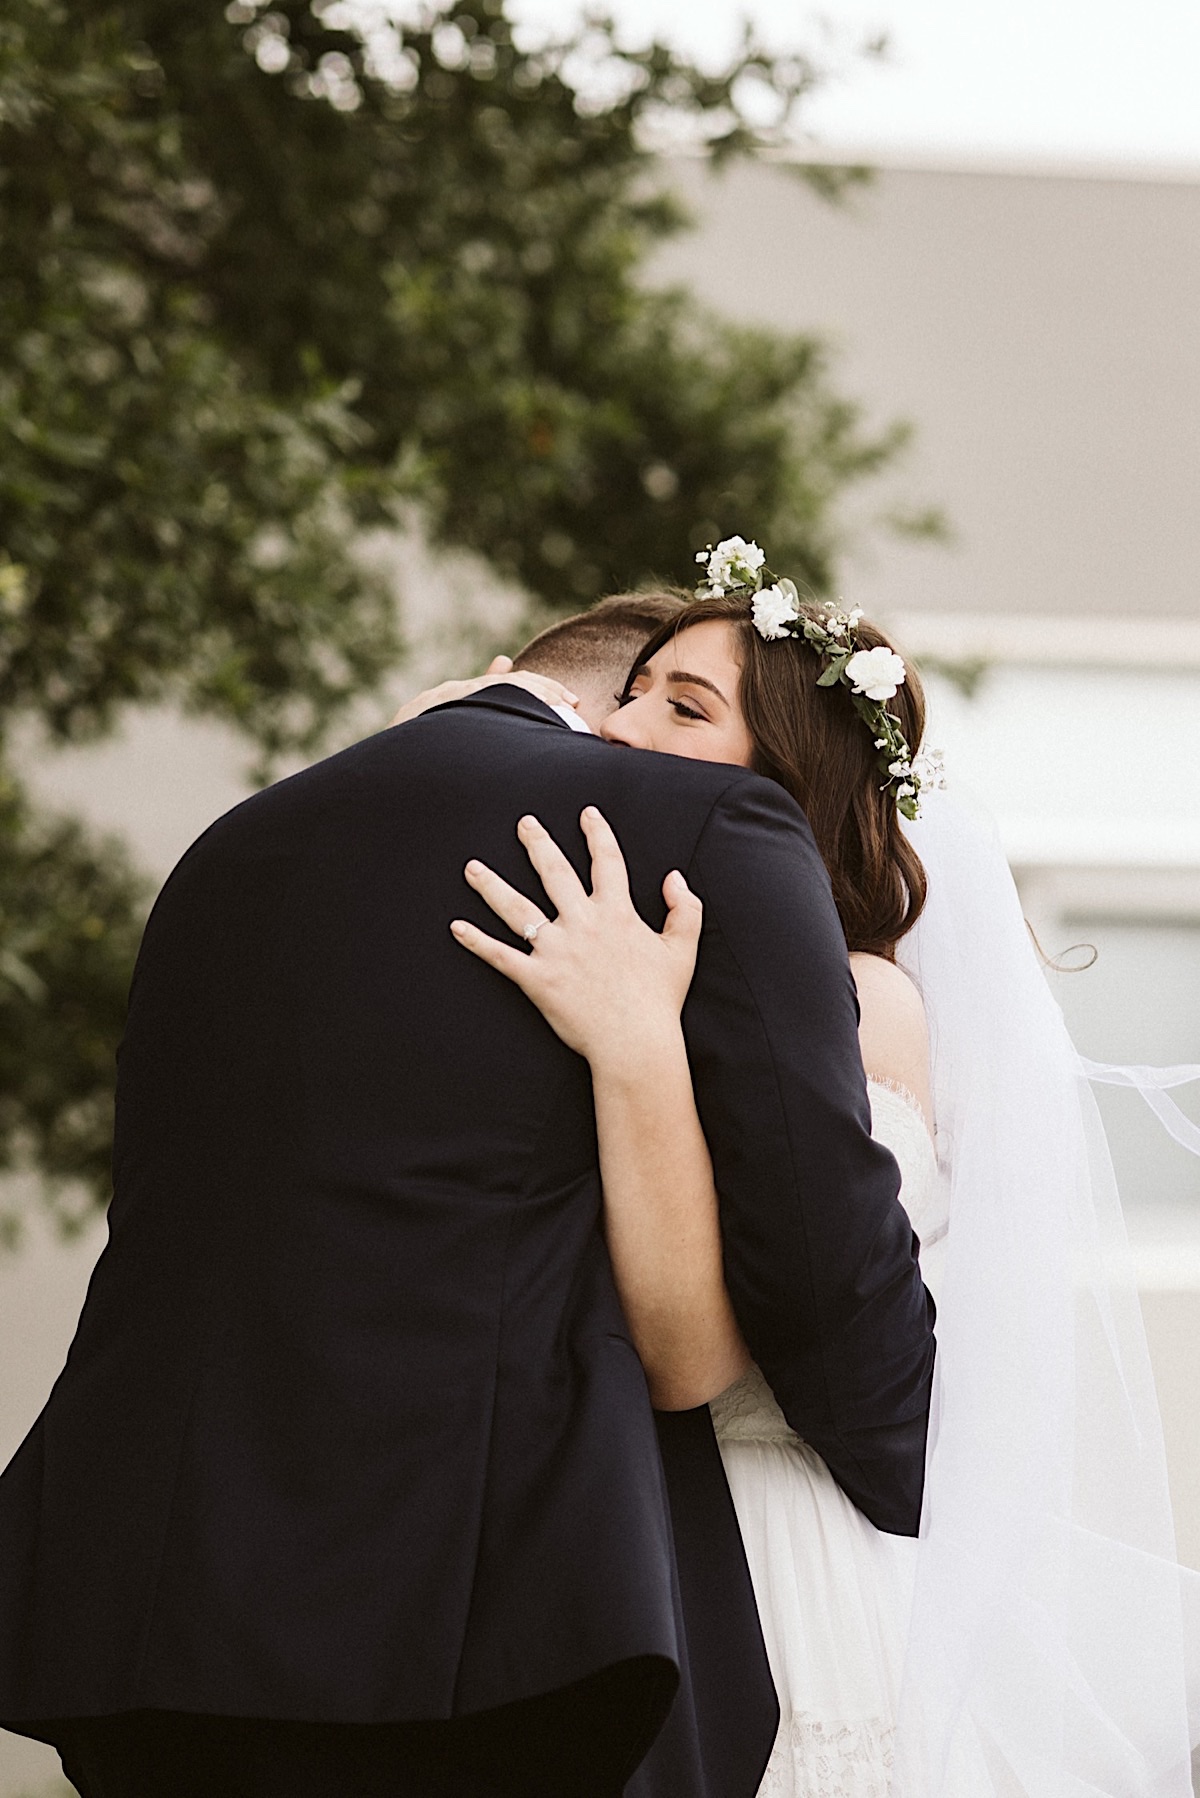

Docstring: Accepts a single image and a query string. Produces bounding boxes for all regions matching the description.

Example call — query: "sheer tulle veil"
[892,791,1200,1796]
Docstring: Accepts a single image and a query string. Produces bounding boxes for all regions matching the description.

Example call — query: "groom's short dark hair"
[512,590,688,686]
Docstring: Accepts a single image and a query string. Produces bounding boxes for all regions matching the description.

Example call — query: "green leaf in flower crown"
[816,655,850,686]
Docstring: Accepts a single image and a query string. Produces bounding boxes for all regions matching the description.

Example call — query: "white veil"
[892,791,1200,1797]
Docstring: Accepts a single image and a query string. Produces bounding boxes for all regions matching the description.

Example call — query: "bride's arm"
[389,655,580,727]
[589,1025,751,1410]
[451,809,751,1411]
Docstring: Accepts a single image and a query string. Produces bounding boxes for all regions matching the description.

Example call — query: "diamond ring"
[522,921,543,944]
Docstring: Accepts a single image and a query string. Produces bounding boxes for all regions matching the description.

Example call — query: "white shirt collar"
[550,702,593,734]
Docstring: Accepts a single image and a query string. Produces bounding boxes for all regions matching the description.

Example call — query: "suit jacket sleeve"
[682,776,935,1536]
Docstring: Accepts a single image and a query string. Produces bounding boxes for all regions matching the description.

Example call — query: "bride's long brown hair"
[632,591,929,958]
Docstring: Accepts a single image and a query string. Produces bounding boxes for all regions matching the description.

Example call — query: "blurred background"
[2,1,1198,1790]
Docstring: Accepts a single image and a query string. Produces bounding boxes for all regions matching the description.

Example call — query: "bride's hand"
[451,809,703,1071]
[389,655,579,728]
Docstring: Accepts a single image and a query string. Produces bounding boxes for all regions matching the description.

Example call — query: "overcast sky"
[510,0,1200,169]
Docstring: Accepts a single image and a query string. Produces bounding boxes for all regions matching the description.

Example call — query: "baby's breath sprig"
[693,536,945,820]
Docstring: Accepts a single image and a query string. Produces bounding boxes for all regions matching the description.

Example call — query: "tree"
[0,0,905,1227]
[134,0,891,607]
[0,1,398,758]
[0,770,146,1239]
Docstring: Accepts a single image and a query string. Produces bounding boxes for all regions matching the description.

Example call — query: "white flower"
[705,535,766,591]
[912,749,947,790]
[888,759,910,778]
[752,583,801,641]
[845,645,906,701]
[896,781,916,799]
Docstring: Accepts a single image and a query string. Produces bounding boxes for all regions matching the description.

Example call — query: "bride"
[414,539,1200,1795]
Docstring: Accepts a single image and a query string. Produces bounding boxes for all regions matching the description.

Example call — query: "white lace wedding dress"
[711,1080,944,1798]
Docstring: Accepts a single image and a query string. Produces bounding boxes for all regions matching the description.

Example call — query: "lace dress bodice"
[711,1079,940,1449]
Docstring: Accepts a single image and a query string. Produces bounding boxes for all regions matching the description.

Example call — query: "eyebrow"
[666,670,730,708]
[627,664,731,710]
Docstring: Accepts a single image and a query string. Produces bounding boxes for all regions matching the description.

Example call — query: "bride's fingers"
[506,673,580,708]
[661,869,703,960]
[449,918,535,990]
[515,815,587,916]
[389,677,462,726]
[388,666,578,730]
[580,807,631,904]
[463,858,549,939]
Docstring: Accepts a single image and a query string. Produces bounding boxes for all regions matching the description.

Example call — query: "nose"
[600,696,648,748]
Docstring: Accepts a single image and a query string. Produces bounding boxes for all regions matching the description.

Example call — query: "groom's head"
[512,591,687,730]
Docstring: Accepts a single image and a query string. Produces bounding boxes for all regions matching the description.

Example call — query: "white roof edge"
[878,611,1200,671]
[738,144,1200,186]
[1005,843,1200,874]
[1132,1248,1200,1292]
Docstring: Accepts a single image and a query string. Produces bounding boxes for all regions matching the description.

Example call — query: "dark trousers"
[57,1714,531,1798]
[52,1665,663,1798]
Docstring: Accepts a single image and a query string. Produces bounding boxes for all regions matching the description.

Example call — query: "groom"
[0,593,935,1798]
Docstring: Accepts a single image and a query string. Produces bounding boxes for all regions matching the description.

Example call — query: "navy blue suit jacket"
[0,688,934,1794]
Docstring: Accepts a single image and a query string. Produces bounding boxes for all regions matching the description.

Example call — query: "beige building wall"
[653,156,1200,623]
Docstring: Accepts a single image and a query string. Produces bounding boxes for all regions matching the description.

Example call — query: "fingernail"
[582,805,598,820]
[450,920,467,935]
[465,860,483,875]
[564,691,579,703]
[518,814,538,830]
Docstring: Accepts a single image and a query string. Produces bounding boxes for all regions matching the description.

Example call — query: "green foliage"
[0,0,399,757]
[0,0,909,1224]
[74,0,896,610]
[0,769,148,1240]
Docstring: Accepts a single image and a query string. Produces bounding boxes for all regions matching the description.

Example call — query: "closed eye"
[669,698,706,722]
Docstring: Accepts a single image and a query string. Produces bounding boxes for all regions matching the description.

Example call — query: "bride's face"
[600,620,754,767]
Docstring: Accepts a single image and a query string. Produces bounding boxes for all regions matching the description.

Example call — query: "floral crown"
[694,536,944,821]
